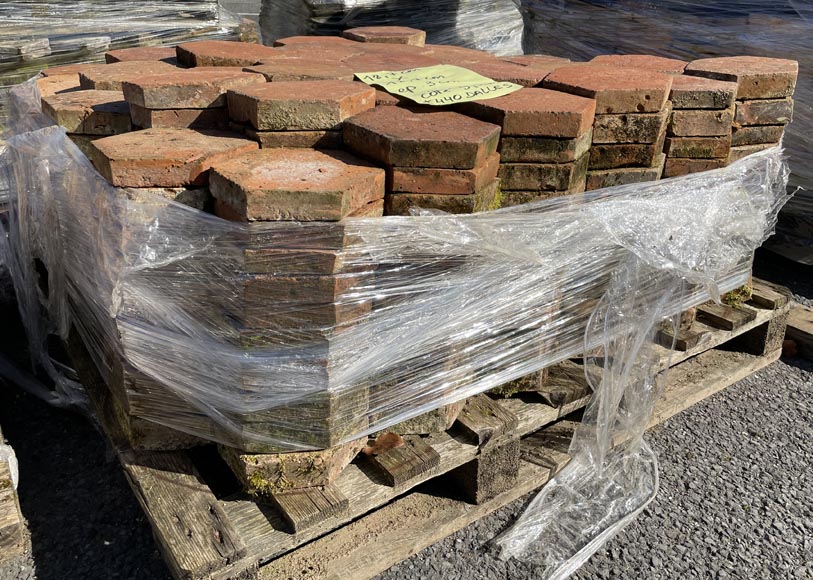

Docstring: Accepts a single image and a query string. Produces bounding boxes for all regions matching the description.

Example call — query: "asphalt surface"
[0,250,810,580]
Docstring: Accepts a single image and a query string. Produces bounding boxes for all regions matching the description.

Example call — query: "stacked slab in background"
[543,63,674,191]
[342,106,502,215]
[684,56,797,165]
[458,88,595,205]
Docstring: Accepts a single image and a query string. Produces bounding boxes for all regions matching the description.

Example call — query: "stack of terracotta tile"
[41,88,131,157]
[661,74,737,176]
[208,146,385,449]
[458,88,595,205]
[543,60,675,191]
[29,33,800,461]
[227,79,375,149]
[342,105,502,215]
[684,56,797,165]
[121,67,266,131]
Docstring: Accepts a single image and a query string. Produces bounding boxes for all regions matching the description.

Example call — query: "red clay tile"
[342,52,439,73]
[662,157,726,177]
[129,105,228,130]
[498,155,589,190]
[176,40,280,67]
[244,59,355,82]
[42,90,131,135]
[244,128,343,149]
[89,128,258,187]
[501,55,571,69]
[228,80,376,131]
[458,87,595,137]
[342,26,426,46]
[589,54,688,74]
[543,64,672,114]
[78,61,179,91]
[37,75,81,98]
[122,69,266,109]
[668,75,737,110]
[384,179,501,215]
[273,36,359,48]
[664,136,731,159]
[389,153,500,194]
[684,56,798,99]
[105,46,177,64]
[210,148,385,221]
[734,98,793,126]
[343,106,501,169]
[669,108,734,137]
[462,60,550,87]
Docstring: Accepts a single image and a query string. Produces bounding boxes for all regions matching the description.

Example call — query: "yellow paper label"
[355,64,522,106]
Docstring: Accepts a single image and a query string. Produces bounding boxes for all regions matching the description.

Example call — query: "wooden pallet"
[86,279,789,580]
[0,425,26,564]
[786,301,813,360]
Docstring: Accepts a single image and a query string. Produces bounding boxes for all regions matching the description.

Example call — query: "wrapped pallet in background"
[258,0,524,55]
[0,0,256,125]
[516,0,812,262]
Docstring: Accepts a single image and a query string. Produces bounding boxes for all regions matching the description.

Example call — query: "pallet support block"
[269,484,349,533]
[449,436,521,504]
[366,436,441,487]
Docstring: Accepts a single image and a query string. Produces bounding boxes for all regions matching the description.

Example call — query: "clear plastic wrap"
[258,0,524,55]
[1,76,791,576]
[0,1,251,124]
[516,0,812,261]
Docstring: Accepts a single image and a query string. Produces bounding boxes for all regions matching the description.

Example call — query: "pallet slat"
[120,450,248,580]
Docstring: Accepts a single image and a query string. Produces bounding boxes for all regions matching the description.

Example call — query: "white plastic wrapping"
[258,0,524,55]
[0,75,791,576]
[0,1,250,124]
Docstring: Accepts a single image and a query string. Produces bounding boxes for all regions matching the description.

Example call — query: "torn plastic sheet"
[0,76,791,575]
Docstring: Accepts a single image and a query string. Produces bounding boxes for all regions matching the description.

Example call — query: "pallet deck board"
[120,450,247,580]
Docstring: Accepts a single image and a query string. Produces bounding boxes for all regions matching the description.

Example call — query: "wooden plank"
[217,383,583,575]
[119,450,248,580]
[270,485,349,533]
[648,348,781,429]
[656,327,709,351]
[366,436,441,487]
[786,302,813,360]
[650,299,789,371]
[521,420,579,474]
[696,302,757,331]
[749,279,790,310]
[456,394,518,447]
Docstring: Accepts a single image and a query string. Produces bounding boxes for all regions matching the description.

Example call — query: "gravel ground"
[0,251,810,580]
